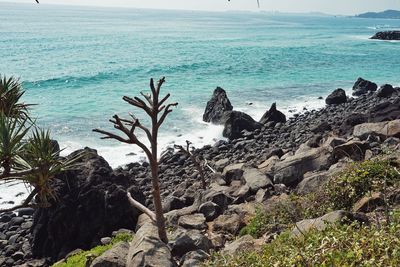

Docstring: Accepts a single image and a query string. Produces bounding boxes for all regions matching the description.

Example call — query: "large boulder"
[352,77,378,96]
[353,120,400,139]
[325,88,347,105]
[223,111,262,140]
[31,148,145,261]
[127,221,174,267]
[259,103,286,125]
[273,144,335,186]
[203,87,233,124]
[371,31,400,40]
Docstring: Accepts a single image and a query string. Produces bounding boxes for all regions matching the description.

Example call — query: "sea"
[1,2,400,207]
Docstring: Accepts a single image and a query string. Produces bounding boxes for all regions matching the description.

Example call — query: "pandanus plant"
[0,75,81,213]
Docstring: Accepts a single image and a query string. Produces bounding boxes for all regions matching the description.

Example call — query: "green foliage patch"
[52,233,133,267]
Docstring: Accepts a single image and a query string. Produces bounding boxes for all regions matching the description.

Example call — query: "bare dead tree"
[174,141,207,190]
[93,77,177,244]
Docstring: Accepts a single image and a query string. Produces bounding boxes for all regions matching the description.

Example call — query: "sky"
[6,0,400,15]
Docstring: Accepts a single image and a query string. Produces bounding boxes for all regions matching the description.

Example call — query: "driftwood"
[127,192,156,222]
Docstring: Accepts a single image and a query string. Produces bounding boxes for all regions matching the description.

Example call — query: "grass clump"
[52,232,133,267]
[209,211,400,267]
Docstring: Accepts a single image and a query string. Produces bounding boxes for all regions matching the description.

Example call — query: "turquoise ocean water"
[1,2,400,169]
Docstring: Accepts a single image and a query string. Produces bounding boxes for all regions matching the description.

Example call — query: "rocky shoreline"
[1,77,400,266]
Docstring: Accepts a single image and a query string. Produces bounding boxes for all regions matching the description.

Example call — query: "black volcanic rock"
[352,77,378,96]
[223,111,262,140]
[31,148,145,261]
[203,87,233,124]
[325,88,347,105]
[377,84,395,98]
[371,31,400,40]
[259,103,286,124]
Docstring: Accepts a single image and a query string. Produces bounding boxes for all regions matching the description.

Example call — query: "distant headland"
[356,9,400,19]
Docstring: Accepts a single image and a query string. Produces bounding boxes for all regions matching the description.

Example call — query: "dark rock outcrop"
[377,84,395,98]
[203,87,233,124]
[31,148,145,261]
[223,111,262,140]
[352,77,378,96]
[259,103,286,125]
[371,31,400,40]
[325,88,347,105]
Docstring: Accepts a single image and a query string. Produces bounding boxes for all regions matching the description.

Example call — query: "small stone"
[100,237,112,245]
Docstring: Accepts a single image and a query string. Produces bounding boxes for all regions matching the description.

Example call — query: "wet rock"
[259,103,286,124]
[371,30,400,40]
[325,88,347,105]
[203,87,233,124]
[377,84,395,98]
[352,77,377,96]
[223,111,262,140]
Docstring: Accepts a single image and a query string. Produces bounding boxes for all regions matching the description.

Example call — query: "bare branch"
[127,192,156,222]
[158,93,171,108]
[92,129,131,143]
[157,103,178,129]
[156,77,166,96]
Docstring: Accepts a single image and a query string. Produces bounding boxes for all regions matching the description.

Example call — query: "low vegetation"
[52,233,133,267]
[210,211,400,266]
[219,158,400,266]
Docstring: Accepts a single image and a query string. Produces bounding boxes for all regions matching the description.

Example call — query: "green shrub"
[239,197,304,238]
[208,212,400,267]
[52,232,133,267]
[325,159,400,210]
